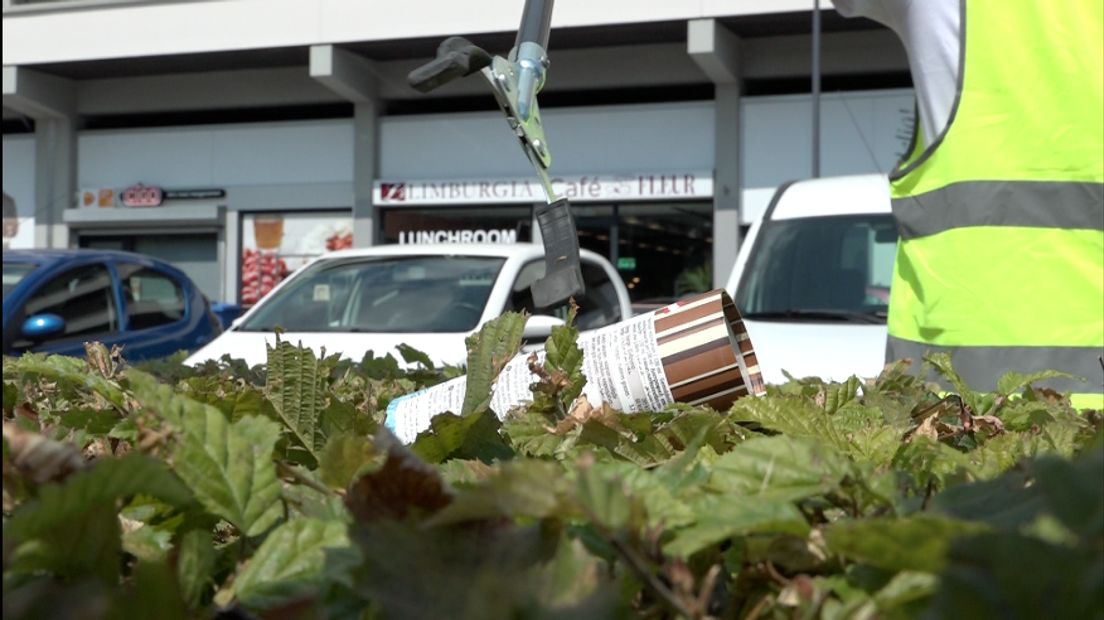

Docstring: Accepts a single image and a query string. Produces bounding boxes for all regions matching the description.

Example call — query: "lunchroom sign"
[374,171,712,206]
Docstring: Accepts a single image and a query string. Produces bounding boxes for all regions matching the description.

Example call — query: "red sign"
[379,183,407,201]
[121,184,164,208]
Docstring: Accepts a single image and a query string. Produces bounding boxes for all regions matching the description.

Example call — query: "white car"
[725,174,898,384]
[185,243,632,368]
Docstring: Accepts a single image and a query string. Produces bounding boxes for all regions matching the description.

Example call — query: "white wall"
[3,0,811,66]
[71,90,913,223]
[380,102,716,179]
[740,88,914,222]
[2,134,36,249]
[74,103,716,193]
[382,90,914,223]
[77,119,354,189]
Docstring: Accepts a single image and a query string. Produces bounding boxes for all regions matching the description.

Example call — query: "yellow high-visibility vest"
[887,1,1104,409]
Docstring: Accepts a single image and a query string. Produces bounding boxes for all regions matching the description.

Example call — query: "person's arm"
[831,0,901,31]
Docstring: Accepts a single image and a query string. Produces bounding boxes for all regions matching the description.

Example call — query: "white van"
[725,174,898,384]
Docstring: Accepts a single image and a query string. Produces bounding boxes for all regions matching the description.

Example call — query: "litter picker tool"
[407,0,584,308]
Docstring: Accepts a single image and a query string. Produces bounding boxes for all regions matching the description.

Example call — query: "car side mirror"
[522,314,566,340]
[21,313,65,340]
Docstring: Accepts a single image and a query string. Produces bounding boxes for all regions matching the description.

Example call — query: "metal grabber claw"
[407,0,584,309]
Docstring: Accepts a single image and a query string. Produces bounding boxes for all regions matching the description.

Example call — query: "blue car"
[3,249,223,362]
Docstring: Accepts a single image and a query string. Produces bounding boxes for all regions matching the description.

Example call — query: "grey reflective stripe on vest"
[892,181,1104,240]
[886,335,1104,395]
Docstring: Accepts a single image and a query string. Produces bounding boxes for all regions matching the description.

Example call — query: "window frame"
[503,256,624,329]
[238,254,507,334]
[734,213,899,316]
[115,262,190,332]
[10,262,121,351]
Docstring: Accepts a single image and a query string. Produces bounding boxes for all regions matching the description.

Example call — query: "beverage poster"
[240,211,353,306]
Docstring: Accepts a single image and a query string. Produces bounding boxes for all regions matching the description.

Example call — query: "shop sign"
[375,171,712,206]
[397,229,519,244]
[617,256,637,271]
[164,188,226,200]
[120,184,226,208]
[79,188,117,209]
[121,184,164,207]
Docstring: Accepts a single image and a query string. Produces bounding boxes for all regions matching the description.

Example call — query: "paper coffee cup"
[385,289,764,443]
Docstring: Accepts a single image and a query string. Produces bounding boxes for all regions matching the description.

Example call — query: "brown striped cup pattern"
[653,289,765,410]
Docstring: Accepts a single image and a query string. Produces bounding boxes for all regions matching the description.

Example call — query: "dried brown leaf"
[907,415,941,443]
[345,431,453,523]
[1028,386,1070,406]
[814,388,827,409]
[2,422,86,484]
[84,342,125,379]
[14,402,38,422]
[973,415,1006,438]
[83,438,111,461]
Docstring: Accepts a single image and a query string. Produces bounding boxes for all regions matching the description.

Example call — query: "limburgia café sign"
[374,172,713,206]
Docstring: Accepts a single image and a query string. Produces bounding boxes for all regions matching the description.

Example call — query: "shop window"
[14,265,118,348]
[617,202,713,302]
[80,234,219,301]
[240,211,354,306]
[506,259,623,329]
[572,205,617,259]
[117,265,186,330]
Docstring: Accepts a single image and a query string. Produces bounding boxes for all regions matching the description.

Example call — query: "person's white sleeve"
[830,0,900,30]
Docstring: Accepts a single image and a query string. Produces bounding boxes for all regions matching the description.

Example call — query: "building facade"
[3,0,913,305]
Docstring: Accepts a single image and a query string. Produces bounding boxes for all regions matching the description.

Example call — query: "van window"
[736,215,898,322]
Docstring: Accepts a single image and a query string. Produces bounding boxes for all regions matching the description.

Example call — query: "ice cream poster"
[239,211,353,305]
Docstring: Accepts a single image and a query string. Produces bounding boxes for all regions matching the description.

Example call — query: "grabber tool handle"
[515,0,554,50]
[408,36,492,93]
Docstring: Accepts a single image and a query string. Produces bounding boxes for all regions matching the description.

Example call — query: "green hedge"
[2,315,1101,620]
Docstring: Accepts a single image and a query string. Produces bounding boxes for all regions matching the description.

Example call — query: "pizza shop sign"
[374,172,713,205]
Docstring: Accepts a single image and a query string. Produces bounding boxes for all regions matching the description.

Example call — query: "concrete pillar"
[220,206,238,303]
[309,45,380,247]
[711,83,741,290]
[33,118,77,248]
[352,100,379,245]
[688,19,743,289]
[3,66,77,249]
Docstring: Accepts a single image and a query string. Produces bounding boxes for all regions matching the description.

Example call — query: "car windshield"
[2,263,36,299]
[736,214,898,323]
[239,255,506,333]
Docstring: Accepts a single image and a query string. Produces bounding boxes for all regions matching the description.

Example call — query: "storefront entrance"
[78,233,220,300]
[380,201,712,305]
[574,201,713,304]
